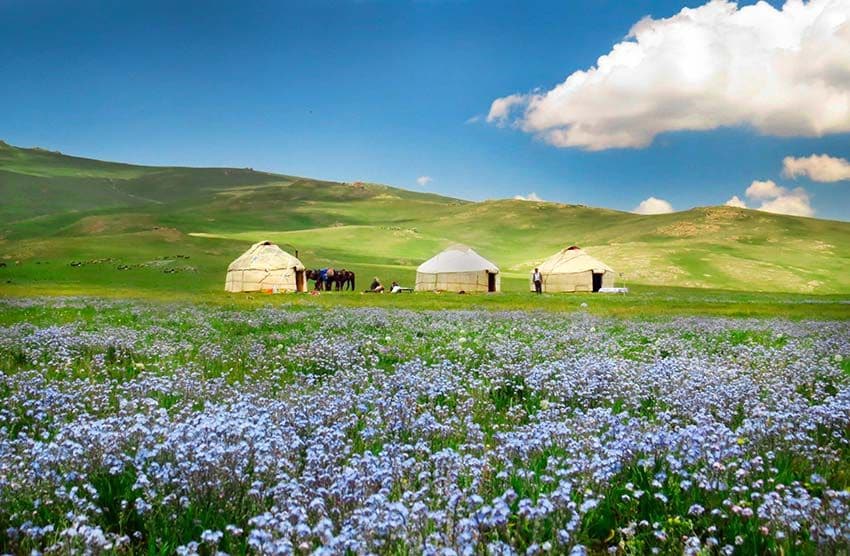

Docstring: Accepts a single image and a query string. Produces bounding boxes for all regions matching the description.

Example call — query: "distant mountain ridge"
[1,142,849,294]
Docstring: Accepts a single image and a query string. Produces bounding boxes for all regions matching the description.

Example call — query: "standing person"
[532,268,543,294]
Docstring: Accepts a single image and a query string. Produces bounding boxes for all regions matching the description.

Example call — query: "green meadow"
[2,143,850,554]
[1,141,849,317]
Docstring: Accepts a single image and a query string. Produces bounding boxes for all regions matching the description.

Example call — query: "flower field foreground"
[1,298,849,555]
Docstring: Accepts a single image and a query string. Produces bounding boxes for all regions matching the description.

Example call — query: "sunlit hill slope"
[1,141,848,295]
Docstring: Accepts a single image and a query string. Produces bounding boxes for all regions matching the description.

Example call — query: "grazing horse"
[334,269,356,291]
[306,268,334,291]
[306,268,355,291]
[305,269,320,290]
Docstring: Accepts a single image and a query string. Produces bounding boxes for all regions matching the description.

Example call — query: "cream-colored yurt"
[533,246,614,293]
[415,244,500,292]
[225,241,307,293]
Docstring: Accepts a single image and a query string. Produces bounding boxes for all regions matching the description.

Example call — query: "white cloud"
[513,192,544,202]
[465,115,483,124]
[633,196,674,214]
[416,176,433,187]
[488,0,850,150]
[741,179,815,217]
[745,179,785,201]
[724,195,747,208]
[486,94,527,126]
[782,154,850,182]
[757,189,814,217]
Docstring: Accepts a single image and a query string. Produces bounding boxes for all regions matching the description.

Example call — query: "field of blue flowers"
[1,297,849,555]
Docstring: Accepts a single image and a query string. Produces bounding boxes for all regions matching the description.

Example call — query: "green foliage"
[726,329,788,348]
[90,469,144,537]
[489,374,541,415]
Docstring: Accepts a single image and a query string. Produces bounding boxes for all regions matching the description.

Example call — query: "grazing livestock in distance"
[306,268,356,291]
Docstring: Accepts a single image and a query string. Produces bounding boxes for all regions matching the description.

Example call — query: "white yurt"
[532,246,615,293]
[225,241,307,293]
[415,244,500,292]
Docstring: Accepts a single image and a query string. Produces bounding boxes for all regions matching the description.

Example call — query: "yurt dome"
[225,241,307,293]
[415,244,500,293]
[533,246,614,293]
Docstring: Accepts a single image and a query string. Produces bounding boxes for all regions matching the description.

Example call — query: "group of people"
[365,277,406,294]
[367,270,546,294]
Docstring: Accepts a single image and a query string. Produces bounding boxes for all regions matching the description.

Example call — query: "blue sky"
[2,0,848,220]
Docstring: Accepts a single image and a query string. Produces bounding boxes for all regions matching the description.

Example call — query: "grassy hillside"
[1,141,849,296]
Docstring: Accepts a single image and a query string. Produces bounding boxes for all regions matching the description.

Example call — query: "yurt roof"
[227,241,305,272]
[538,247,613,274]
[417,244,499,274]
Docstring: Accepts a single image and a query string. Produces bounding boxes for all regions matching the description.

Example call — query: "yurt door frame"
[592,272,603,292]
[295,269,305,292]
[487,272,497,292]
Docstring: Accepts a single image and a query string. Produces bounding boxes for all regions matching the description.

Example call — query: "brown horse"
[306,269,333,291]
[334,269,355,291]
[306,268,355,291]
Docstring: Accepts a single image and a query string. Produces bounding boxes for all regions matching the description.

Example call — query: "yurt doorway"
[295,270,305,292]
[592,273,603,292]
[488,272,497,292]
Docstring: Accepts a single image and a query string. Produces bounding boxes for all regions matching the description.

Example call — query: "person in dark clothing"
[365,276,385,293]
[532,268,543,294]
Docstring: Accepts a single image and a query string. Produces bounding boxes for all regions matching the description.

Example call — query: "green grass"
[1,281,848,320]
[2,141,850,298]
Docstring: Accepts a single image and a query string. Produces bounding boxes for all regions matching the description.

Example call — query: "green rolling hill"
[1,140,849,296]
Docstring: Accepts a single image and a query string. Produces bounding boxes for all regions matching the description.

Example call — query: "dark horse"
[335,269,355,291]
[306,268,355,291]
[306,268,332,291]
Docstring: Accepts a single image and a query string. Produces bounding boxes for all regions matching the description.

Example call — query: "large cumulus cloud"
[726,179,816,217]
[782,154,850,182]
[633,196,675,214]
[487,0,850,150]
